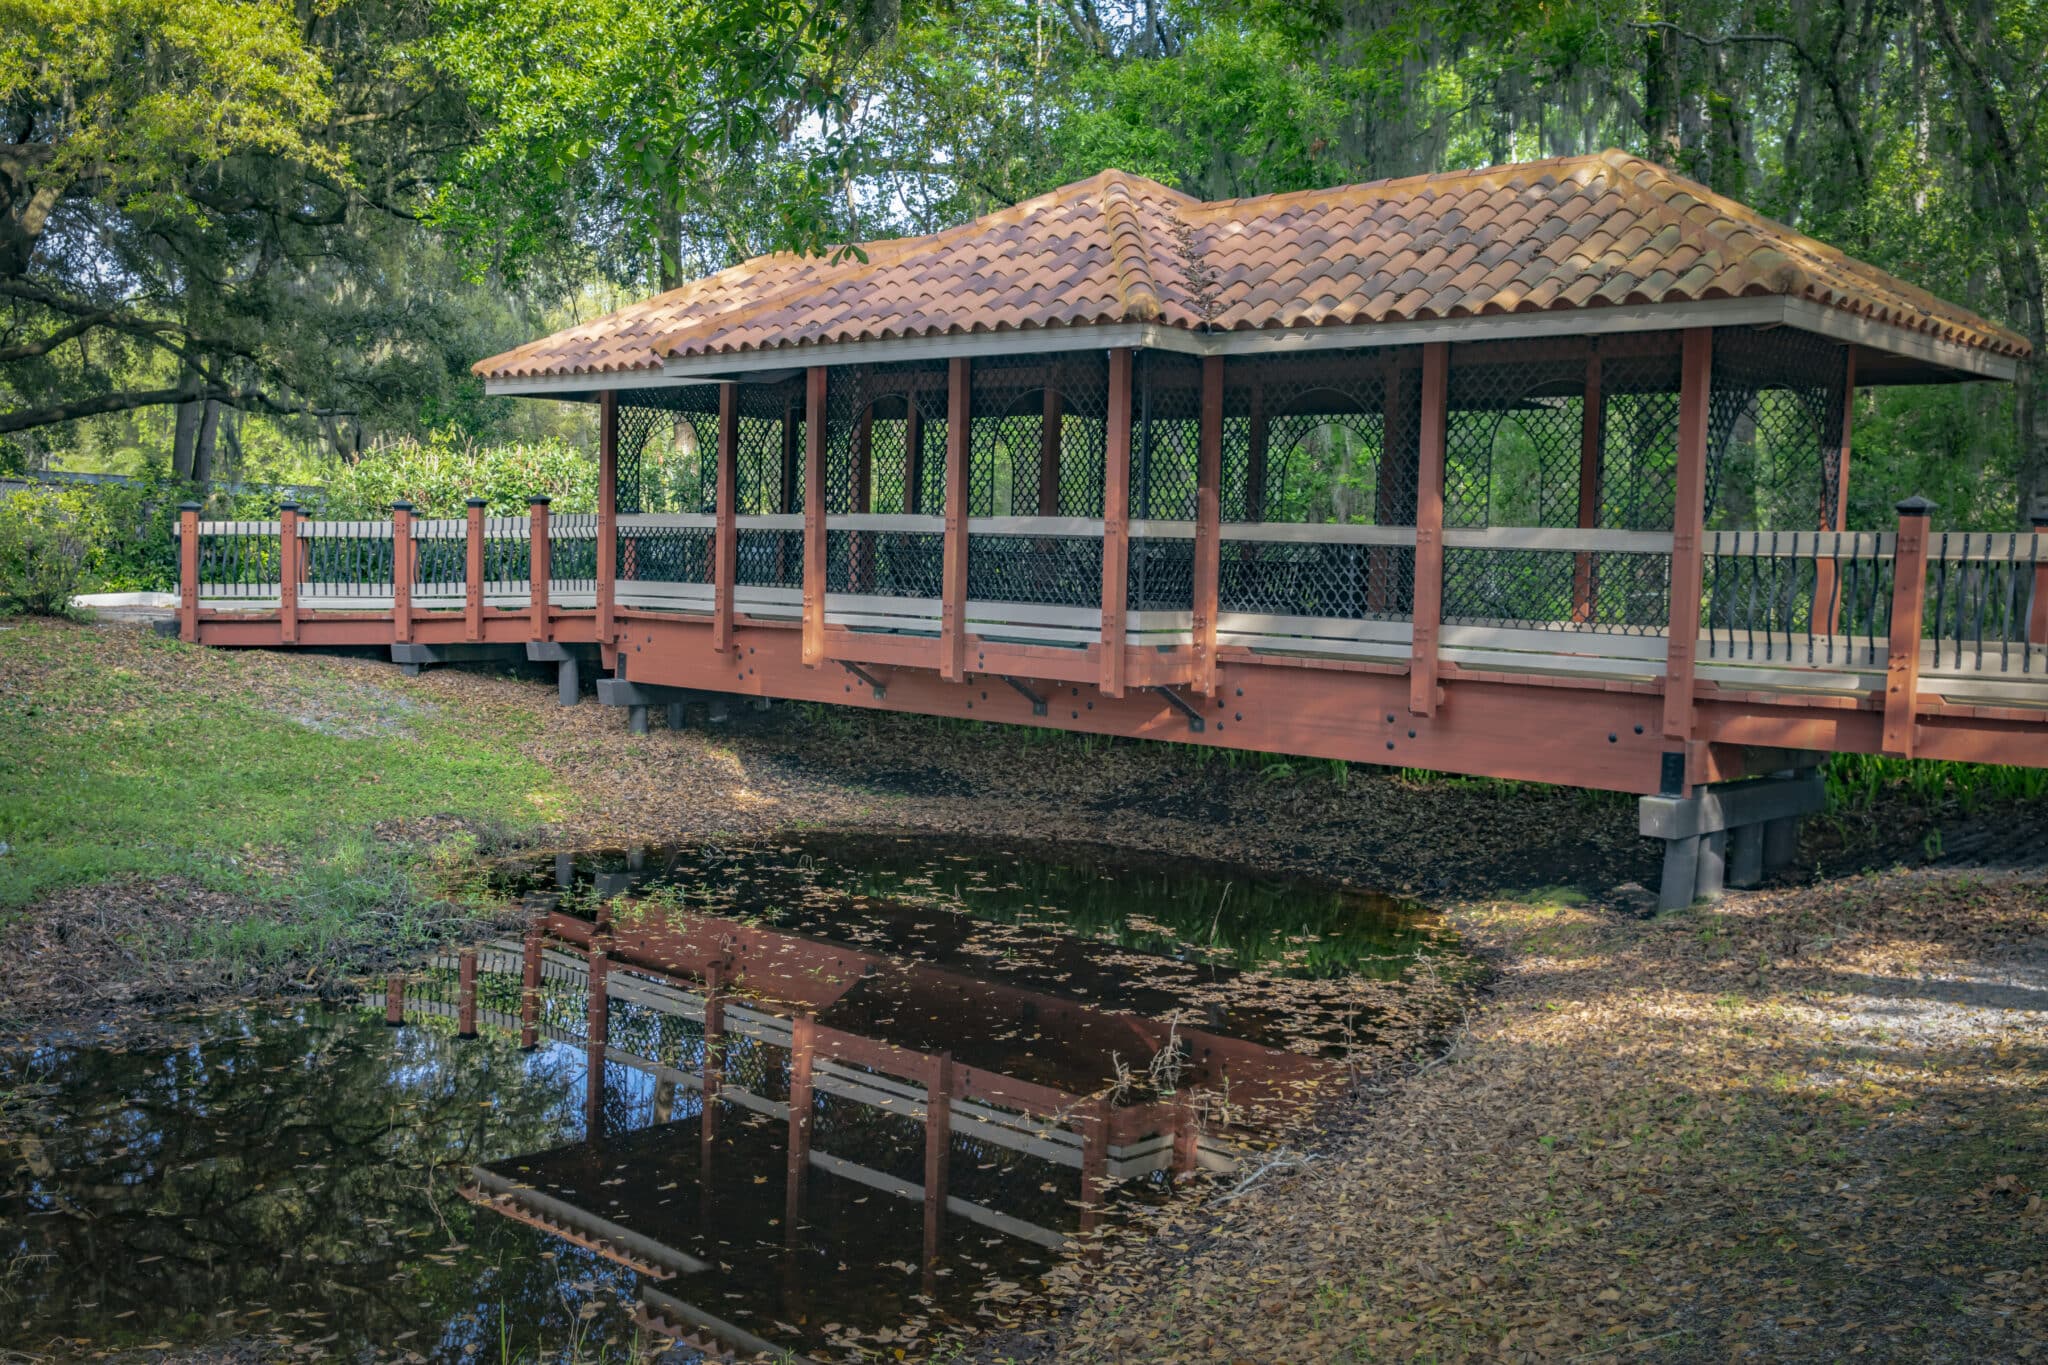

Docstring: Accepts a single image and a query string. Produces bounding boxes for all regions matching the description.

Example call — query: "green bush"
[0,488,92,614]
[320,429,599,517]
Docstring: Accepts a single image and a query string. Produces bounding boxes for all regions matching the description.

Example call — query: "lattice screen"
[1707,326,1850,531]
[614,387,721,514]
[963,352,1112,516]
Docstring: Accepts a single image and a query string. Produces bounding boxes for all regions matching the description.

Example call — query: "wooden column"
[1884,495,1935,757]
[786,1013,816,1228]
[585,941,609,1048]
[1407,343,1448,716]
[1663,328,1713,748]
[456,949,479,1039]
[384,973,405,1025]
[1038,385,1063,514]
[1078,1097,1110,1244]
[278,501,300,644]
[526,497,550,641]
[1571,352,1604,624]
[1099,348,1134,698]
[1816,350,1858,633]
[802,366,828,666]
[519,925,542,1050]
[391,501,414,644]
[1193,355,1224,695]
[922,1051,954,1273]
[781,395,801,513]
[904,399,925,514]
[177,502,200,642]
[2030,514,2048,646]
[701,979,725,1163]
[940,357,972,682]
[598,391,619,643]
[714,384,739,653]
[463,497,486,640]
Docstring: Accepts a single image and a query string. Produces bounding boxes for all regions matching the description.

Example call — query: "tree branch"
[0,383,353,435]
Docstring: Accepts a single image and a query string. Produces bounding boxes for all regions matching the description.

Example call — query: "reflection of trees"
[0,1006,647,1358]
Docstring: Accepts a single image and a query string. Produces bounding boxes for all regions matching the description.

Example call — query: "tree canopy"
[2,0,2043,521]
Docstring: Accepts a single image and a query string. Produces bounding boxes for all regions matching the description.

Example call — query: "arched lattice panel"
[615,387,721,515]
[1707,326,1850,531]
[1128,350,1202,613]
[1443,347,1588,530]
[732,378,805,591]
[1596,340,1684,532]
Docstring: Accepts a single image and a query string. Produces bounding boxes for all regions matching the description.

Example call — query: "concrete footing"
[1639,769,1824,911]
[596,675,742,732]
[525,641,585,706]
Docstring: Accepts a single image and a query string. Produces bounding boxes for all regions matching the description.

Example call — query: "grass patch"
[0,619,571,954]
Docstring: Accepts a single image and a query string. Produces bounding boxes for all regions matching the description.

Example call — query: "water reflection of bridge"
[379,901,1334,1359]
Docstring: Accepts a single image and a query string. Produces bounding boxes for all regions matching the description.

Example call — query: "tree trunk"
[171,395,202,481]
[192,399,221,487]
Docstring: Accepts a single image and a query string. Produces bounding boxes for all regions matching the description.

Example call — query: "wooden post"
[941,357,972,682]
[383,972,405,1025]
[598,391,619,643]
[585,1041,606,1140]
[2030,513,2048,647]
[1571,351,1604,624]
[923,1051,954,1271]
[177,502,200,642]
[391,502,414,644]
[464,497,486,641]
[1193,355,1224,696]
[1408,343,1448,716]
[586,941,609,1048]
[457,949,478,1039]
[528,496,551,642]
[781,395,801,514]
[786,1013,816,1229]
[1171,1098,1200,1176]
[1884,495,1935,757]
[1078,1097,1110,1243]
[1816,350,1857,633]
[277,501,300,645]
[1099,348,1134,698]
[1663,328,1713,748]
[802,366,828,666]
[714,384,739,653]
[701,982,725,1157]
[519,925,542,1050]
[1372,353,1418,614]
[904,399,925,515]
[1039,385,1063,514]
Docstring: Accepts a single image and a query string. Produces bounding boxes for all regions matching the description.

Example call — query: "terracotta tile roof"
[475,150,2028,381]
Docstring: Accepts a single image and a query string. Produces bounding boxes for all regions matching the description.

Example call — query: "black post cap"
[1894,494,1937,516]
[277,500,301,513]
[176,501,202,511]
[465,496,488,508]
[528,494,553,506]
[390,500,413,512]
[2032,510,2048,528]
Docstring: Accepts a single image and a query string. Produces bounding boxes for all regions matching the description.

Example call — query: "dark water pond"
[2,835,1459,1361]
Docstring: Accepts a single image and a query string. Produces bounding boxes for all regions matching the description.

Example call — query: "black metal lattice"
[826,528,944,599]
[969,534,1101,607]
[1707,327,1850,531]
[615,388,721,515]
[965,353,1112,517]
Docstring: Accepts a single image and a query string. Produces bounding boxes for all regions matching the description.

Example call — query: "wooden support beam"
[1884,496,1935,756]
[519,925,542,1050]
[1099,348,1134,698]
[701,978,725,1163]
[1816,349,1857,633]
[1039,384,1062,514]
[1078,1096,1110,1246]
[714,384,739,654]
[787,1013,816,1229]
[384,972,405,1026]
[527,498,550,641]
[457,949,479,1038]
[1571,352,1603,624]
[598,391,619,644]
[586,941,609,1047]
[464,497,487,641]
[1194,355,1224,695]
[1663,329,1713,748]
[941,357,972,682]
[802,366,828,666]
[177,502,200,643]
[278,502,300,645]
[923,1051,954,1272]
[391,502,414,645]
[1408,342,1448,716]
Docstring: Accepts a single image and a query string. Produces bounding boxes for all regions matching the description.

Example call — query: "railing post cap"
[177,500,202,512]
[390,500,414,512]
[528,495,553,506]
[277,500,301,513]
[2031,510,2048,529]
[1894,494,1937,516]
[465,496,489,509]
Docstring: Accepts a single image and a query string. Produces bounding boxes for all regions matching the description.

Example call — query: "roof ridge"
[1101,172,1166,323]
[1590,149,1815,299]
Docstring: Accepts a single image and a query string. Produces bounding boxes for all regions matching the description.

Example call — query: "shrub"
[321,429,599,517]
[0,488,92,614]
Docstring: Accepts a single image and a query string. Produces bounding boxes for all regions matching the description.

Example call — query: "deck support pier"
[1639,769,1824,910]
[527,641,582,705]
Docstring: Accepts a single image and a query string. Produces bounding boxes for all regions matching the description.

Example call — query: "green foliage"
[1823,752,2048,817]
[0,489,91,613]
[319,432,600,517]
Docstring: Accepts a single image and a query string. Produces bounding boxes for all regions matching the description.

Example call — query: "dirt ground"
[6,628,2046,1363]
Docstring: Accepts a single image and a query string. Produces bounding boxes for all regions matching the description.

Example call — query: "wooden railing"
[176,497,2048,723]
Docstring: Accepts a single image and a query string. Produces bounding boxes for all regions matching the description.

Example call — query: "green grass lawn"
[0,617,570,963]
